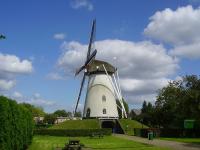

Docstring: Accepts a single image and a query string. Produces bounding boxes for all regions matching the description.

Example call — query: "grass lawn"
[29,135,169,150]
[159,137,200,145]
[50,119,100,129]
[119,119,148,135]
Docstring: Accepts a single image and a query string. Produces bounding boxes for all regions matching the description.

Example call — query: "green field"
[29,135,169,150]
[119,119,148,135]
[159,138,200,145]
[50,119,100,129]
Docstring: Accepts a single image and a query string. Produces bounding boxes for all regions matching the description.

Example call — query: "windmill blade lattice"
[74,20,96,114]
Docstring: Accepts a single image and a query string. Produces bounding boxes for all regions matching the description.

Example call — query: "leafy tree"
[138,101,154,127]
[74,111,82,117]
[154,75,200,128]
[0,34,6,40]
[53,109,68,117]
[21,103,45,117]
[43,113,57,124]
[129,109,137,120]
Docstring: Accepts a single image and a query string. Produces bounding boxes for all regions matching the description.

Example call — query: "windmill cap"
[86,59,116,75]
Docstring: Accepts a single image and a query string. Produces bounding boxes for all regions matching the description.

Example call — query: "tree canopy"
[137,75,200,128]
[20,103,45,117]
[53,109,71,117]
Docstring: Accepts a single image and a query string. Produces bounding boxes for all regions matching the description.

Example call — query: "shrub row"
[134,128,200,138]
[159,128,200,138]
[0,96,34,150]
[34,128,112,136]
[35,124,53,129]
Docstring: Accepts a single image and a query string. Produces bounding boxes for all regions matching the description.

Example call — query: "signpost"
[184,120,195,129]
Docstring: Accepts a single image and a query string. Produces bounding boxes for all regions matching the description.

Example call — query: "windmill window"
[102,95,106,102]
[86,108,91,118]
[103,108,106,114]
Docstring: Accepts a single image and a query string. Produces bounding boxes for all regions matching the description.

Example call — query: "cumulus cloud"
[11,91,56,109]
[144,5,200,59]
[57,39,178,104]
[0,53,33,74]
[58,40,178,78]
[70,0,93,11]
[0,79,16,90]
[0,53,33,91]
[54,33,66,40]
[170,42,200,58]
[120,78,169,95]
[13,91,23,99]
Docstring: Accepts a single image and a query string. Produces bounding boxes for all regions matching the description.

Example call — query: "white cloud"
[46,73,65,80]
[170,42,200,58]
[54,33,66,40]
[0,53,33,91]
[70,0,93,11]
[120,78,169,95]
[144,5,200,58]
[0,79,16,91]
[57,39,178,105]
[58,40,178,79]
[0,53,33,74]
[13,91,23,99]
[126,93,157,107]
[11,92,56,110]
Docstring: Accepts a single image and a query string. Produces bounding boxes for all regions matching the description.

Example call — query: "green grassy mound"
[50,119,100,129]
[119,119,148,135]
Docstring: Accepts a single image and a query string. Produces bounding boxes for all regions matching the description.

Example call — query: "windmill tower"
[74,20,127,119]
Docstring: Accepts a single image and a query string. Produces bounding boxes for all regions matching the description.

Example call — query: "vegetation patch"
[50,119,100,129]
[29,135,169,150]
[119,119,148,135]
[34,128,112,136]
[0,96,34,150]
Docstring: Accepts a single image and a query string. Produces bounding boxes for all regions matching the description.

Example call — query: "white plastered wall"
[83,74,119,118]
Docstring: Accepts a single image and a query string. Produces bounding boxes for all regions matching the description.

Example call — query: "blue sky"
[1,0,200,112]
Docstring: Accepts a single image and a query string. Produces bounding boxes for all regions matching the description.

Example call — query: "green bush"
[0,96,34,150]
[34,128,112,136]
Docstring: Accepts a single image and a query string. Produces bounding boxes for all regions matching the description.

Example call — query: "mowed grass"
[29,135,169,150]
[159,137,200,145]
[50,119,100,129]
[119,119,148,135]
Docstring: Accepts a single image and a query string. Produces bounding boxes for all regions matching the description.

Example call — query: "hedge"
[0,96,34,150]
[159,128,200,138]
[34,128,112,136]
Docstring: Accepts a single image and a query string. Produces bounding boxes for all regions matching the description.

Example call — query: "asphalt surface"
[114,134,200,150]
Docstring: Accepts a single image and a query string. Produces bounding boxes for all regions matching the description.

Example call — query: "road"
[114,134,200,150]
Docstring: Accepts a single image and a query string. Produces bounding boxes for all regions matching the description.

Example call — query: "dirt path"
[114,134,200,150]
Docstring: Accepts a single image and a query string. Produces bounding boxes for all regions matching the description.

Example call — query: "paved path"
[114,134,200,150]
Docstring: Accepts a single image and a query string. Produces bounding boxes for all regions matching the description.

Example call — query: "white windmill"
[74,20,127,119]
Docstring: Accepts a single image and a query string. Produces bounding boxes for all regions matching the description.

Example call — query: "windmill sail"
[74,20,96,114]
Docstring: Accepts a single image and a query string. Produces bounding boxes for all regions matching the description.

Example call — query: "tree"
[53,109,68,117]
[0,34,6,40]
[74,111,82,117]
[21,103,45,117]
[154,75,200,128]
[138,101,154,127]
[129,109,137,120]
[43,114,57,124]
